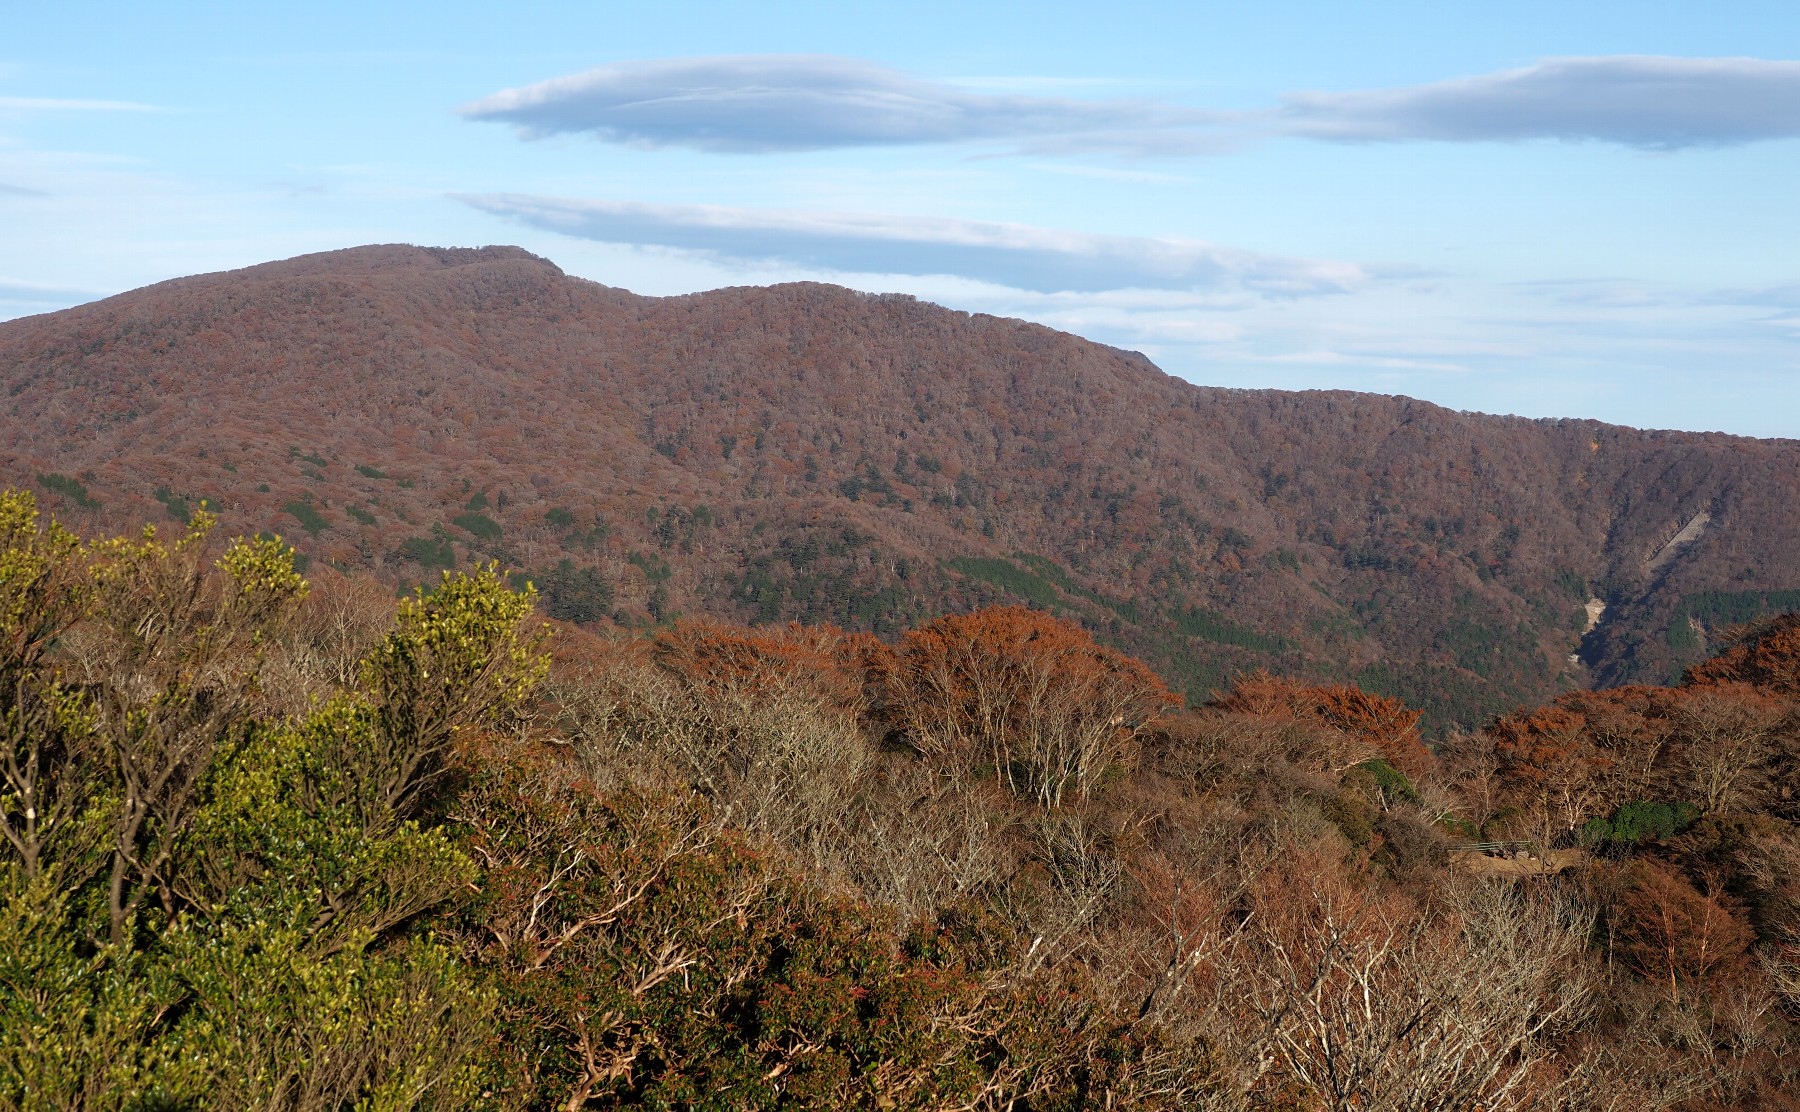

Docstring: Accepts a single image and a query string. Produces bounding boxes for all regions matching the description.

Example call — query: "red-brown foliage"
[880,606,1178,806]
[1685,613,1800,697]
[1481,679,1793,828]
[1610,858,1757,1004]
[1210,670,1434,778]
[651,620,880,715]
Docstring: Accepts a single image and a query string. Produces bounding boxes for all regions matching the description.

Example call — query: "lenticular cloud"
[1277,55,1800,149]
[457,54,1201,154]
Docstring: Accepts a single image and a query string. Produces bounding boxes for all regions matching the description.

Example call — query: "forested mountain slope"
[5,243,1799,728]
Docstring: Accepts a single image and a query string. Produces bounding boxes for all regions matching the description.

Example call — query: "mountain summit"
[6,244,1798,728]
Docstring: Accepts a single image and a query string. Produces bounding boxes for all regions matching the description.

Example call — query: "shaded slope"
[5,243,1799,729]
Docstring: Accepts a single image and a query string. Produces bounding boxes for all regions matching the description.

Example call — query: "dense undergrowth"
[3,490,1798,1110]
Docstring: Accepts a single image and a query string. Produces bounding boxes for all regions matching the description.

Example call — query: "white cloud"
[1277,56,1800,148]
[459,193,1371,296]
[458,54,1216,155]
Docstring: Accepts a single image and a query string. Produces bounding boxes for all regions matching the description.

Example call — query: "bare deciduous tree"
[884,607,1174,808]
[549,630,874,873]
[1233,865,1594,1111]
[1672,685,1784,813]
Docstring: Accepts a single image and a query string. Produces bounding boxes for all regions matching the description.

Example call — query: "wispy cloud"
[1755,310,1800,338]
[1515,277,1800,311]
[0,96,162,113]
[0,181,47,196]
[1277,56,1800,148]
[458,54,1218,155]
[459,193,1371,295]
[0,277,100,302]
[1510,278,1687,309]
[1704,282,1800,310]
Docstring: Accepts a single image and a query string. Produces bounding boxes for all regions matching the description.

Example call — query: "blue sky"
[3,1,1797,436]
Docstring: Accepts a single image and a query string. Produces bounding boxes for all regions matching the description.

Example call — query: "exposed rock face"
[6,244,1799,728]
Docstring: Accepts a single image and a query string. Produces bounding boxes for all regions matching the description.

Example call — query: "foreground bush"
[0,491,530,1108]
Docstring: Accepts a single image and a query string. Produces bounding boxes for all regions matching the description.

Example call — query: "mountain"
[5,243,1799,730]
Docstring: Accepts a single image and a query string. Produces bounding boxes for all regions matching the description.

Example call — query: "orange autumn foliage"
[1484,681,1790,825]
[1685,613,1800,698]
[650,620,882,716]
[880,607,1178,807]
[1209,671,1434,779]
[1611,858,1757,1004]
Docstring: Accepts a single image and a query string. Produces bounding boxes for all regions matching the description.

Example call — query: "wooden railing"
[1455,840,1536,855]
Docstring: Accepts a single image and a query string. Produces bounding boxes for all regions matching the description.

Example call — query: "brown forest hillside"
[5,243,1800,730]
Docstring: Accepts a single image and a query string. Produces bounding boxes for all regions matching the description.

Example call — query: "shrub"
[534,558,614,624]
[153,485,191,523]
[1211,670,1434,778]
[1578,800,1700,848]
[0,496,542,1106]
[451,512,501,540]
[35,472,100,509]
[454,752,996,1110]
[1356,757,1423,806]
[398,535,455,569]
[881,606,1176,807]
[281,499,329,535]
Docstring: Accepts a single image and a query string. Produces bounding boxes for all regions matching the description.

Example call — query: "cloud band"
[459,193,1369,295]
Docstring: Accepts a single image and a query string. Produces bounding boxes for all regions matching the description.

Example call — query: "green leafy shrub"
[532,558,615,624]
[399,535,455,569]
[281,499,329,535]
[355,463,387,479]
[452,512,501,540]
[1579,800,1701,849]
[0,494,543,1106]
[35,472,100,509]
[153,485,191,523]
[1354,757,1423,807]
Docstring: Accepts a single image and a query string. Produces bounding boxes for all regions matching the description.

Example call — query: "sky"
[3,1,1797,437]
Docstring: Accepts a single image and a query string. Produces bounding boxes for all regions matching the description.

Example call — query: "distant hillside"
[6,243,1799,730]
